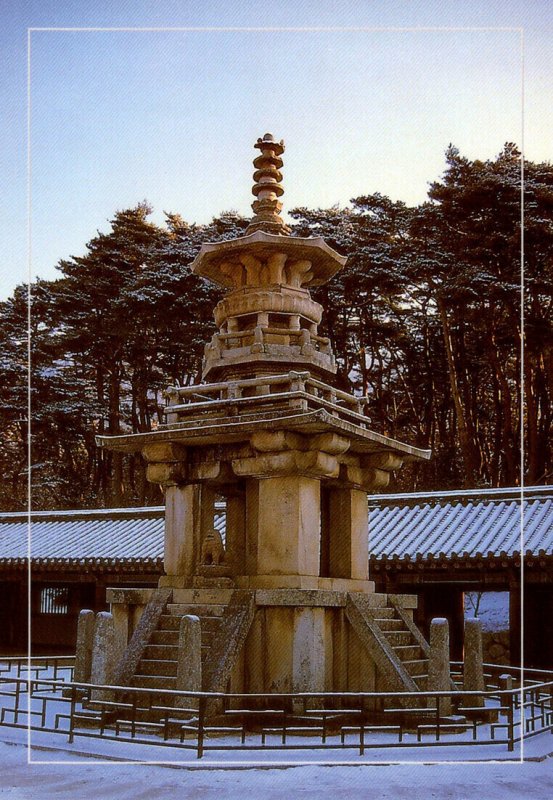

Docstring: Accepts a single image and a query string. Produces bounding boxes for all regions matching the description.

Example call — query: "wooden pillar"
[509,583,522,666]
[523,584,553,669]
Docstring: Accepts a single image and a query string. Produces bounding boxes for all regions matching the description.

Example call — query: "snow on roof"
[369,492,553,561]
[0,506,224,566]
[0,487,551,566]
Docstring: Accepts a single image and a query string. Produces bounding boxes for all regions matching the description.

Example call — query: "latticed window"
[39,587,69,615]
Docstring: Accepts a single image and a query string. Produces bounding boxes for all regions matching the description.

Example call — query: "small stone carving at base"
[201,528,225,566]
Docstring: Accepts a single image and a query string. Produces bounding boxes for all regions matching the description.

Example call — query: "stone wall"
[482,629,510,665]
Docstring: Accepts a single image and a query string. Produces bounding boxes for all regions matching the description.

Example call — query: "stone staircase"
[345,593,459,699]
[131,601,226,696]
[74,590,464,737]
[368,605,430,691]
[128,593,443,701]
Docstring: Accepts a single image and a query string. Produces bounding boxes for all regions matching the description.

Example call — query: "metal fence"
[1,657,552,759]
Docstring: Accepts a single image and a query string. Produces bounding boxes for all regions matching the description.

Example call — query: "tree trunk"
[437,295,480,486]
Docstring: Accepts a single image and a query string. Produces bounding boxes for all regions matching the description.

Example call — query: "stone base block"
[197,565,233,579]
[387,593,418,610]
[171,587,235,605]
[106,588,154,605]
[235,574,375,592]
[192,575,235,588]
[158,575,195,589]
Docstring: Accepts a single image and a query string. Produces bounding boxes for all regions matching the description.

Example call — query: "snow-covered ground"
[0,727,552,800]
[2,660,553,798]
[465,592,510,632]
[0,669,532,763]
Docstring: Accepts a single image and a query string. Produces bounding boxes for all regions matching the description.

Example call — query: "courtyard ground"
[1,726,552,799]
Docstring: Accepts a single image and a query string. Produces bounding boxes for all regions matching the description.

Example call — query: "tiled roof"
[0,507,222,567]
[368,490,553,561]
[0,487,551,567]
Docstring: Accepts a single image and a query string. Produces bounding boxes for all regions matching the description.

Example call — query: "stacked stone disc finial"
[246,133,291,235]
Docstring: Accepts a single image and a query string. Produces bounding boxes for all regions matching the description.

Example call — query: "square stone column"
[255,476,321,576]
[225,491,246,574]
[164,484,201,577]
[292,606,326,694]
[325,488,369,580]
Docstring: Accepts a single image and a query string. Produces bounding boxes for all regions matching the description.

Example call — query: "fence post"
[74,610,95,684]
[197,696,205,759]
[14,677,21,723]
[68,685,77,744]
[463,618,485,707]
[428,619,452,716]
[507,689,515,752]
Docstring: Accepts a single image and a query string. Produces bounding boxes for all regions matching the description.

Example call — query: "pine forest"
[1,144,551,510]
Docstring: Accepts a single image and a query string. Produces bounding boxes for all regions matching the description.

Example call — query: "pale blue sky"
[1,1,551,299]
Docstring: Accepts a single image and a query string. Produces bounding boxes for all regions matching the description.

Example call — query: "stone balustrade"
[204,324,333,359]
[164,371,370,430]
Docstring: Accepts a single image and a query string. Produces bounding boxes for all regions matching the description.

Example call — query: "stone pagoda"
[96,134,433,702]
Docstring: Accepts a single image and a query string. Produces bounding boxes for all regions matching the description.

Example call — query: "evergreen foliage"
[1,146,550,509]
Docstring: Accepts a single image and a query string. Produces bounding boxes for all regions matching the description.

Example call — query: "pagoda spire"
[246,133,291,235]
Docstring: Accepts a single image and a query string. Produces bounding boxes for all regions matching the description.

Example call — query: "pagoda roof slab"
[96,408,430,462]
[191,230,347,288]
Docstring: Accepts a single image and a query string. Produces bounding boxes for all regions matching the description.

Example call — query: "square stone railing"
[163,371,369,428]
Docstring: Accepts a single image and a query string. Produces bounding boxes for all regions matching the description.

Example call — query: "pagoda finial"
[246,133,291,235]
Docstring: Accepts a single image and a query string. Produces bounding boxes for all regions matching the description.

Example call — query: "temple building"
[2,487,551,669]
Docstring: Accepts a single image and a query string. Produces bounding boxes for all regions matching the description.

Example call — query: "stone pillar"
[427,617,452,716]
[164,483,201,578]
[463,618,485,707]
[199,485,217,547]
[256,476,321,576]
[292,607,325,699]
[90,611,116,701]
[176,615,202,709]
[74,609,95,683]
[245,479,259,575]
[326,488,368,579]
[111,603,130,661]
[225,492,246,574]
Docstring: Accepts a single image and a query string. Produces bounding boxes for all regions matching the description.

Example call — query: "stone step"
[167,603,226,617]
[132,674,177,691]
[151,630,179,645]
[403,659,429,677]
[157,615,183,631]
[370,607,396,619]
[382,631,412,646]
[143,644,179,660]
[392,645,422,661]
[200,617,223,633]
[156,614,222,633]
[138,659,178,677]
[126,691,189,711]
[148,635,218,651]
[111,704,196,724]
[373,618,406,631]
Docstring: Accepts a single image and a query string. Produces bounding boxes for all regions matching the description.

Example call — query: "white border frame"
[25,24,526,767]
